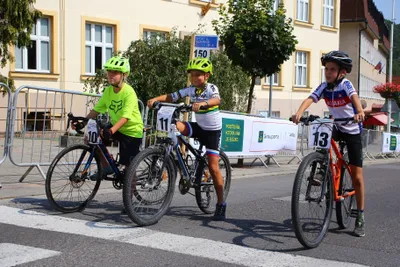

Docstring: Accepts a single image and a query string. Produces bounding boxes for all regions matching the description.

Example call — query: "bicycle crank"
[178,178,190,195]
[112,180,123,190]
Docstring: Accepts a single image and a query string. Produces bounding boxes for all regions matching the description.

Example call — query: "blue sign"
[194,35,219,49]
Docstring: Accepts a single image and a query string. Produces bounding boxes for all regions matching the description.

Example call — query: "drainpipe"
[358,19,368,95]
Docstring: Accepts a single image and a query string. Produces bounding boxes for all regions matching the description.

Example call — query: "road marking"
[0,243,60,267]
[0,206,367,267]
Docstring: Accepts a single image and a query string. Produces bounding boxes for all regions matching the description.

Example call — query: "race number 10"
[194,49,210,59]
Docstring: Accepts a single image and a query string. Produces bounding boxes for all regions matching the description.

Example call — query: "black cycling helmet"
[321,50,353,73]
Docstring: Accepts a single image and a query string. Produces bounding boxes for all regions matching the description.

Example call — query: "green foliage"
[125,30,190,101]
[0,0,42,67]
[83,30,250,112]
[385,20,400,76]
[0,74,15,96]
[209,52,249,112]
[212,0,298,113]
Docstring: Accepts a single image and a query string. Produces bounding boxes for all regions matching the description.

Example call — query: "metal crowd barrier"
[8,85,144,182]
[0,83,12,166]
[2,84,400,182]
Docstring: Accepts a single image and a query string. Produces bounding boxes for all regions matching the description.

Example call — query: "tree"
[84,30,250,112]
[212,0,298,113]
[0,0,42,93]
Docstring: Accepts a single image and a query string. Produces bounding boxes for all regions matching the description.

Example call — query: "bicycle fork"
[305,155,331,204]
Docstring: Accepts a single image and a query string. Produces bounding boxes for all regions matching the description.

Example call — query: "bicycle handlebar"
[151,101,206,112]
[290,115,356,126]
[67,113,88,135]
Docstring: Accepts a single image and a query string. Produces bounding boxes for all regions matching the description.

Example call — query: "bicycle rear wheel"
[291,152,333,249]
[195,151,231,214]
[336,154,355,229]
[123,146,176,226]
[45,144,102,212]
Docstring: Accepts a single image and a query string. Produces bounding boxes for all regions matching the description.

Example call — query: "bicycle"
[291,115,356,248]
[45,113,175,226]
[124,101,231,218]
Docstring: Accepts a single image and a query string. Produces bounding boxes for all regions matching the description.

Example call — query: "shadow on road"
[166,206,307,252]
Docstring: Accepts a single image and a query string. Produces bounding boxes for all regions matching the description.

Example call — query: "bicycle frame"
[76,139,122,180]
[175,135,208,183]
[328,139,355,202]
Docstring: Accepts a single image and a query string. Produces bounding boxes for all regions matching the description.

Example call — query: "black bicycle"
[45,113,175,226]
[124,102,231,218]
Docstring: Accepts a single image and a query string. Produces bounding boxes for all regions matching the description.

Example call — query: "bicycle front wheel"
[195,151,232,214]
[45,144,102,212]
[123,146,176,226]
[291,152,333,249]
[336,154,356,229]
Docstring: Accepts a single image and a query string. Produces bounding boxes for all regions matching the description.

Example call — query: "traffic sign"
[194,35,219,49]
[193,35,219,59]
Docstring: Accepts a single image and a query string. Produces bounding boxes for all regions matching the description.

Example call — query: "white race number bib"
[157,106,176,132]
[308,119,333,149]
[86,119,99,144]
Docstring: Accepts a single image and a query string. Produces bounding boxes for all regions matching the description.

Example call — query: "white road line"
[0,206,367,267]
[0,243,60,267]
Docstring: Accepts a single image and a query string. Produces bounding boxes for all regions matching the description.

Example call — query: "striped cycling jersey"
[171,83,222,131]
[310,78,362,134]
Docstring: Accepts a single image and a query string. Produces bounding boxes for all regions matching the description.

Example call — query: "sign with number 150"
[194,49,210,59]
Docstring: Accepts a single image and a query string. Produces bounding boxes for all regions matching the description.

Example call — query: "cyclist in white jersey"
[147,58,226,221]
[292,51,366,237]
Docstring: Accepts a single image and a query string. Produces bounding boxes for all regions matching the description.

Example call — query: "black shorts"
[183,122,221,157]
[332,129,363,167]
[111,131,142,166]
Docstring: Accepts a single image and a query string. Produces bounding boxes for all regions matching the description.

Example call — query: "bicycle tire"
[336,153,355,229]
[45,144,102,212]
[195,151,231,214]
[291,151,333,249]
[123,146,176,226]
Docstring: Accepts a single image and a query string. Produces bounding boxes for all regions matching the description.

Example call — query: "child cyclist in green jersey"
[76,56,144,178]
[147,58,226,221]
[292,51,366,237]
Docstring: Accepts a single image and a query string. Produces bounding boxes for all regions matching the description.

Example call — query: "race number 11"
[194,49,210,59]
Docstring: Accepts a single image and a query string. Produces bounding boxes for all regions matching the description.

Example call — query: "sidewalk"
[0,156,399,200]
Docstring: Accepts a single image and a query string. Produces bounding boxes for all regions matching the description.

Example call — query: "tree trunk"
[246,76,256,114]
[237,76,257,167]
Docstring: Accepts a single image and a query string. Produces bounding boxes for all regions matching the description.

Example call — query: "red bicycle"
[291,115,356,248]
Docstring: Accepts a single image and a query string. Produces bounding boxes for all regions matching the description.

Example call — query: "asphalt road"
[1,163,399,267]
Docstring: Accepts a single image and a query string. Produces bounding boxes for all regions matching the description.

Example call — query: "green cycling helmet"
[104,56,130,75]
[187,58,213,75]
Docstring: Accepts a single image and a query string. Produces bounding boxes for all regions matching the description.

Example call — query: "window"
[271,111,281,118]
[85,23,114,75]
[296,0,309,22]
[295,51,308,87]
[322,0,335,27]
[272,0,281,12]
[258,111,280,118]
[189,0,218,6]
[265,73,279,86]
[15,18,51,72]
[255,77,262,86]
[143,30,167,41]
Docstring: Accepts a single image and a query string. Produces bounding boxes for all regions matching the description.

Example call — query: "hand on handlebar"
[192,102,207,112]
[147,99,158,109]
[354,112,365,123]
[101,128,113,141]
[291,113,302,124]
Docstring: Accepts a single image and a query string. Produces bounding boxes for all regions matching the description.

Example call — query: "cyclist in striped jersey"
[147,58,226,221]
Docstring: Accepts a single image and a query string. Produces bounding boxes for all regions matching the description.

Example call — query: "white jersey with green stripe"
[171,83,222,131]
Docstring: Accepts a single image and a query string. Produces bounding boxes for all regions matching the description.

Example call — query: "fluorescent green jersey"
[93,84,143,138]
